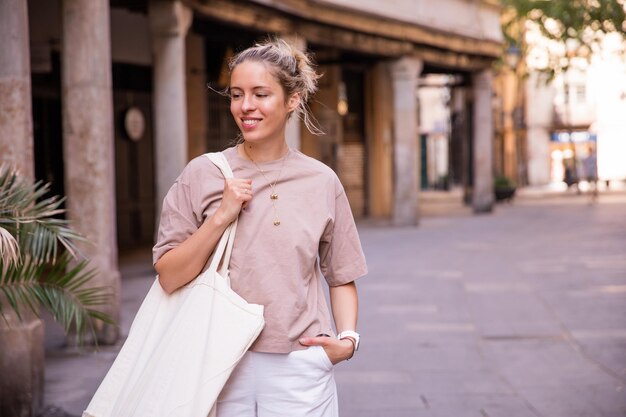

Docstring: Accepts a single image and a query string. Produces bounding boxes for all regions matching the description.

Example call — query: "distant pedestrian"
[581,145,599,201]
[563,159,577,190]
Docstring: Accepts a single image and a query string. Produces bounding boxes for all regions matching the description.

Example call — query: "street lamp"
[504,44,527,185]
[337,81,349,116]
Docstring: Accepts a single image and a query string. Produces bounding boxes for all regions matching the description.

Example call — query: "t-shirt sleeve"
[152,157,223,266]
[319,180,368,287]
[152,177,199,266]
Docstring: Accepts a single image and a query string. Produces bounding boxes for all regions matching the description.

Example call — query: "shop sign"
[551,131,597,143]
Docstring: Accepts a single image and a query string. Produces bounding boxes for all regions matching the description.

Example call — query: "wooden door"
[114,91,155,250]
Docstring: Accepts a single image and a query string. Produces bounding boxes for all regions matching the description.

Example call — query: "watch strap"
[337,330,360,351]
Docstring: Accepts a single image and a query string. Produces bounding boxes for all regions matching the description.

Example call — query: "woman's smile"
[241,117,262,130]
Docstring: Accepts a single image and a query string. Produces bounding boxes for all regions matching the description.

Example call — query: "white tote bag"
[83,152,264,417]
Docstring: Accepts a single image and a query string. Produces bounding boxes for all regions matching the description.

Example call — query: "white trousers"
[216,346,338,417]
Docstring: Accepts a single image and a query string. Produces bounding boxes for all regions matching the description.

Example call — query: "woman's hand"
[214,178,253,225]
[155,178,253,294]
[299,336,355,365]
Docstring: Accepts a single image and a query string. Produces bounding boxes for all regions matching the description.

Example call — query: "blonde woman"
[153,38,367,417]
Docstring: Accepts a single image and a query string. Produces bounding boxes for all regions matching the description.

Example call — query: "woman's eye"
[256,93,268,98]
[230,93,242,99]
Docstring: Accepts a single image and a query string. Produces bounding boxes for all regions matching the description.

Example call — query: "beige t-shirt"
[153,146,368,353]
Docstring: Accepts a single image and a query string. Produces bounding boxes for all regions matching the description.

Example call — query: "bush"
[494,175,516,189]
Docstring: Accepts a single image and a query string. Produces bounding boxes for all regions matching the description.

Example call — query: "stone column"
[149,0,192,213]
[283,34,306,151]
[472,69,495,212]
[0,3,44,416]
[0,0,34,179]
[366,62,394,218]
[62,0,120,343]
[390,57,422,226]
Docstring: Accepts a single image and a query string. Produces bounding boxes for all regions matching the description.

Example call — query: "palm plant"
[0,164,113,343]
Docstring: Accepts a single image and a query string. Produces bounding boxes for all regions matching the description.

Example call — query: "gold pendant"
[270,193,278,200]
[273,220,281,226]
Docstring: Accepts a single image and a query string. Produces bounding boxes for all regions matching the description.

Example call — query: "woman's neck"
[239,140,289,163]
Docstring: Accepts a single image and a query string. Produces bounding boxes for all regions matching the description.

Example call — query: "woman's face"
[229,60,299,145]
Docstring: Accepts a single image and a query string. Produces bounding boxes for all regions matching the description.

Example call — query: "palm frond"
[0,165,84,264]
[0,253,115,344]
[0,226,20,265]
[0,164,117,344]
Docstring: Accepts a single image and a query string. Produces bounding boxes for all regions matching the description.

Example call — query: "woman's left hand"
[299,336,355,365]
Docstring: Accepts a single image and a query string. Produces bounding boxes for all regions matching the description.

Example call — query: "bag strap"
[203,152,238,276]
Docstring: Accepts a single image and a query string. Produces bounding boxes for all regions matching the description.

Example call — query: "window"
[575,85,586,103]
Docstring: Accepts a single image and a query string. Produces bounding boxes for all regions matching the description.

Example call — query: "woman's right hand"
[214,178,253,225]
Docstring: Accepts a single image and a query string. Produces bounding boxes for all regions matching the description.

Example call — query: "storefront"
[549,130,596,185]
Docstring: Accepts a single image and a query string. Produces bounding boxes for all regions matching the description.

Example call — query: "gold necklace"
[243,145,290,226]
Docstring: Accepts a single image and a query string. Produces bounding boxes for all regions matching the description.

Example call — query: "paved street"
[42,192,626,417]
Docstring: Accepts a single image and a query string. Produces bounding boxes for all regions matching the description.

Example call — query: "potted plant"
[0,164,113,416]
[494,175,517,201]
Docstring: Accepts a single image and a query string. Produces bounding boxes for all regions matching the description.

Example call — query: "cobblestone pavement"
[41,193,626,417]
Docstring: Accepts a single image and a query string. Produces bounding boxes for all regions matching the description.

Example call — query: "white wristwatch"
[337,330,360,351]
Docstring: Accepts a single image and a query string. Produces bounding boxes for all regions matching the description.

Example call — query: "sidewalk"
[40,193,626,417]
[419,180,626,218]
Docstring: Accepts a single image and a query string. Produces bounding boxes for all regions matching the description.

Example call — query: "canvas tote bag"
[83,152,265,417]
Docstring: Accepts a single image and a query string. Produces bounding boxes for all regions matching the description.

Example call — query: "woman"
[153,38,367,417]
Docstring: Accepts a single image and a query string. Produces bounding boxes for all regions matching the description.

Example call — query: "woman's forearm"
[155,212,230,294]
[329,281,358,333]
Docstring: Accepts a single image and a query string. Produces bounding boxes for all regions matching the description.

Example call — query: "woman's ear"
[287,93,301,113]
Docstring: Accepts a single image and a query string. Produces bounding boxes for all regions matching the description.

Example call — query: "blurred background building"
[1,0,503,330]
[1,0,504,412]
[494,9,626,191]
[4,1,626,414]
[525,32,626,189]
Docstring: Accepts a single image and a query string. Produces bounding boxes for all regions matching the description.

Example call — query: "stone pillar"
[149,0,192,212]
[62,0,120,343]
[390,57,422,226]
[0,0,34,179]
[0,296,44,416]
[283,34,306,151]
[472,69,495,212]
[0,3,44,416]
[366,62,394,218]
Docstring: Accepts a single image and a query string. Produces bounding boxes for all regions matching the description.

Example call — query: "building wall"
[525,32,626,184]
[525,72,554,185]
[304,0,502,43]
[590,34,626,181]
[553,67,594,127]
[110,8,152,66]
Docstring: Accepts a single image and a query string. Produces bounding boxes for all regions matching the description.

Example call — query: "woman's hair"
[229,37,323,135]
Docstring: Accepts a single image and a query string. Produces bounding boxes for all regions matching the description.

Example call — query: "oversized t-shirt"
[153,146,368,353]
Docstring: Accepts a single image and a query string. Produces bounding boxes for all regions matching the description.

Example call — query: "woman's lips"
[241,118,261,130]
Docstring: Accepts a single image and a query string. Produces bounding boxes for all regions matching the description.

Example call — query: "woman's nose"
[242,95,255,112]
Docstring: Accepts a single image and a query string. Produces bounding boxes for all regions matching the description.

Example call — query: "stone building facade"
[0,0,502,411]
